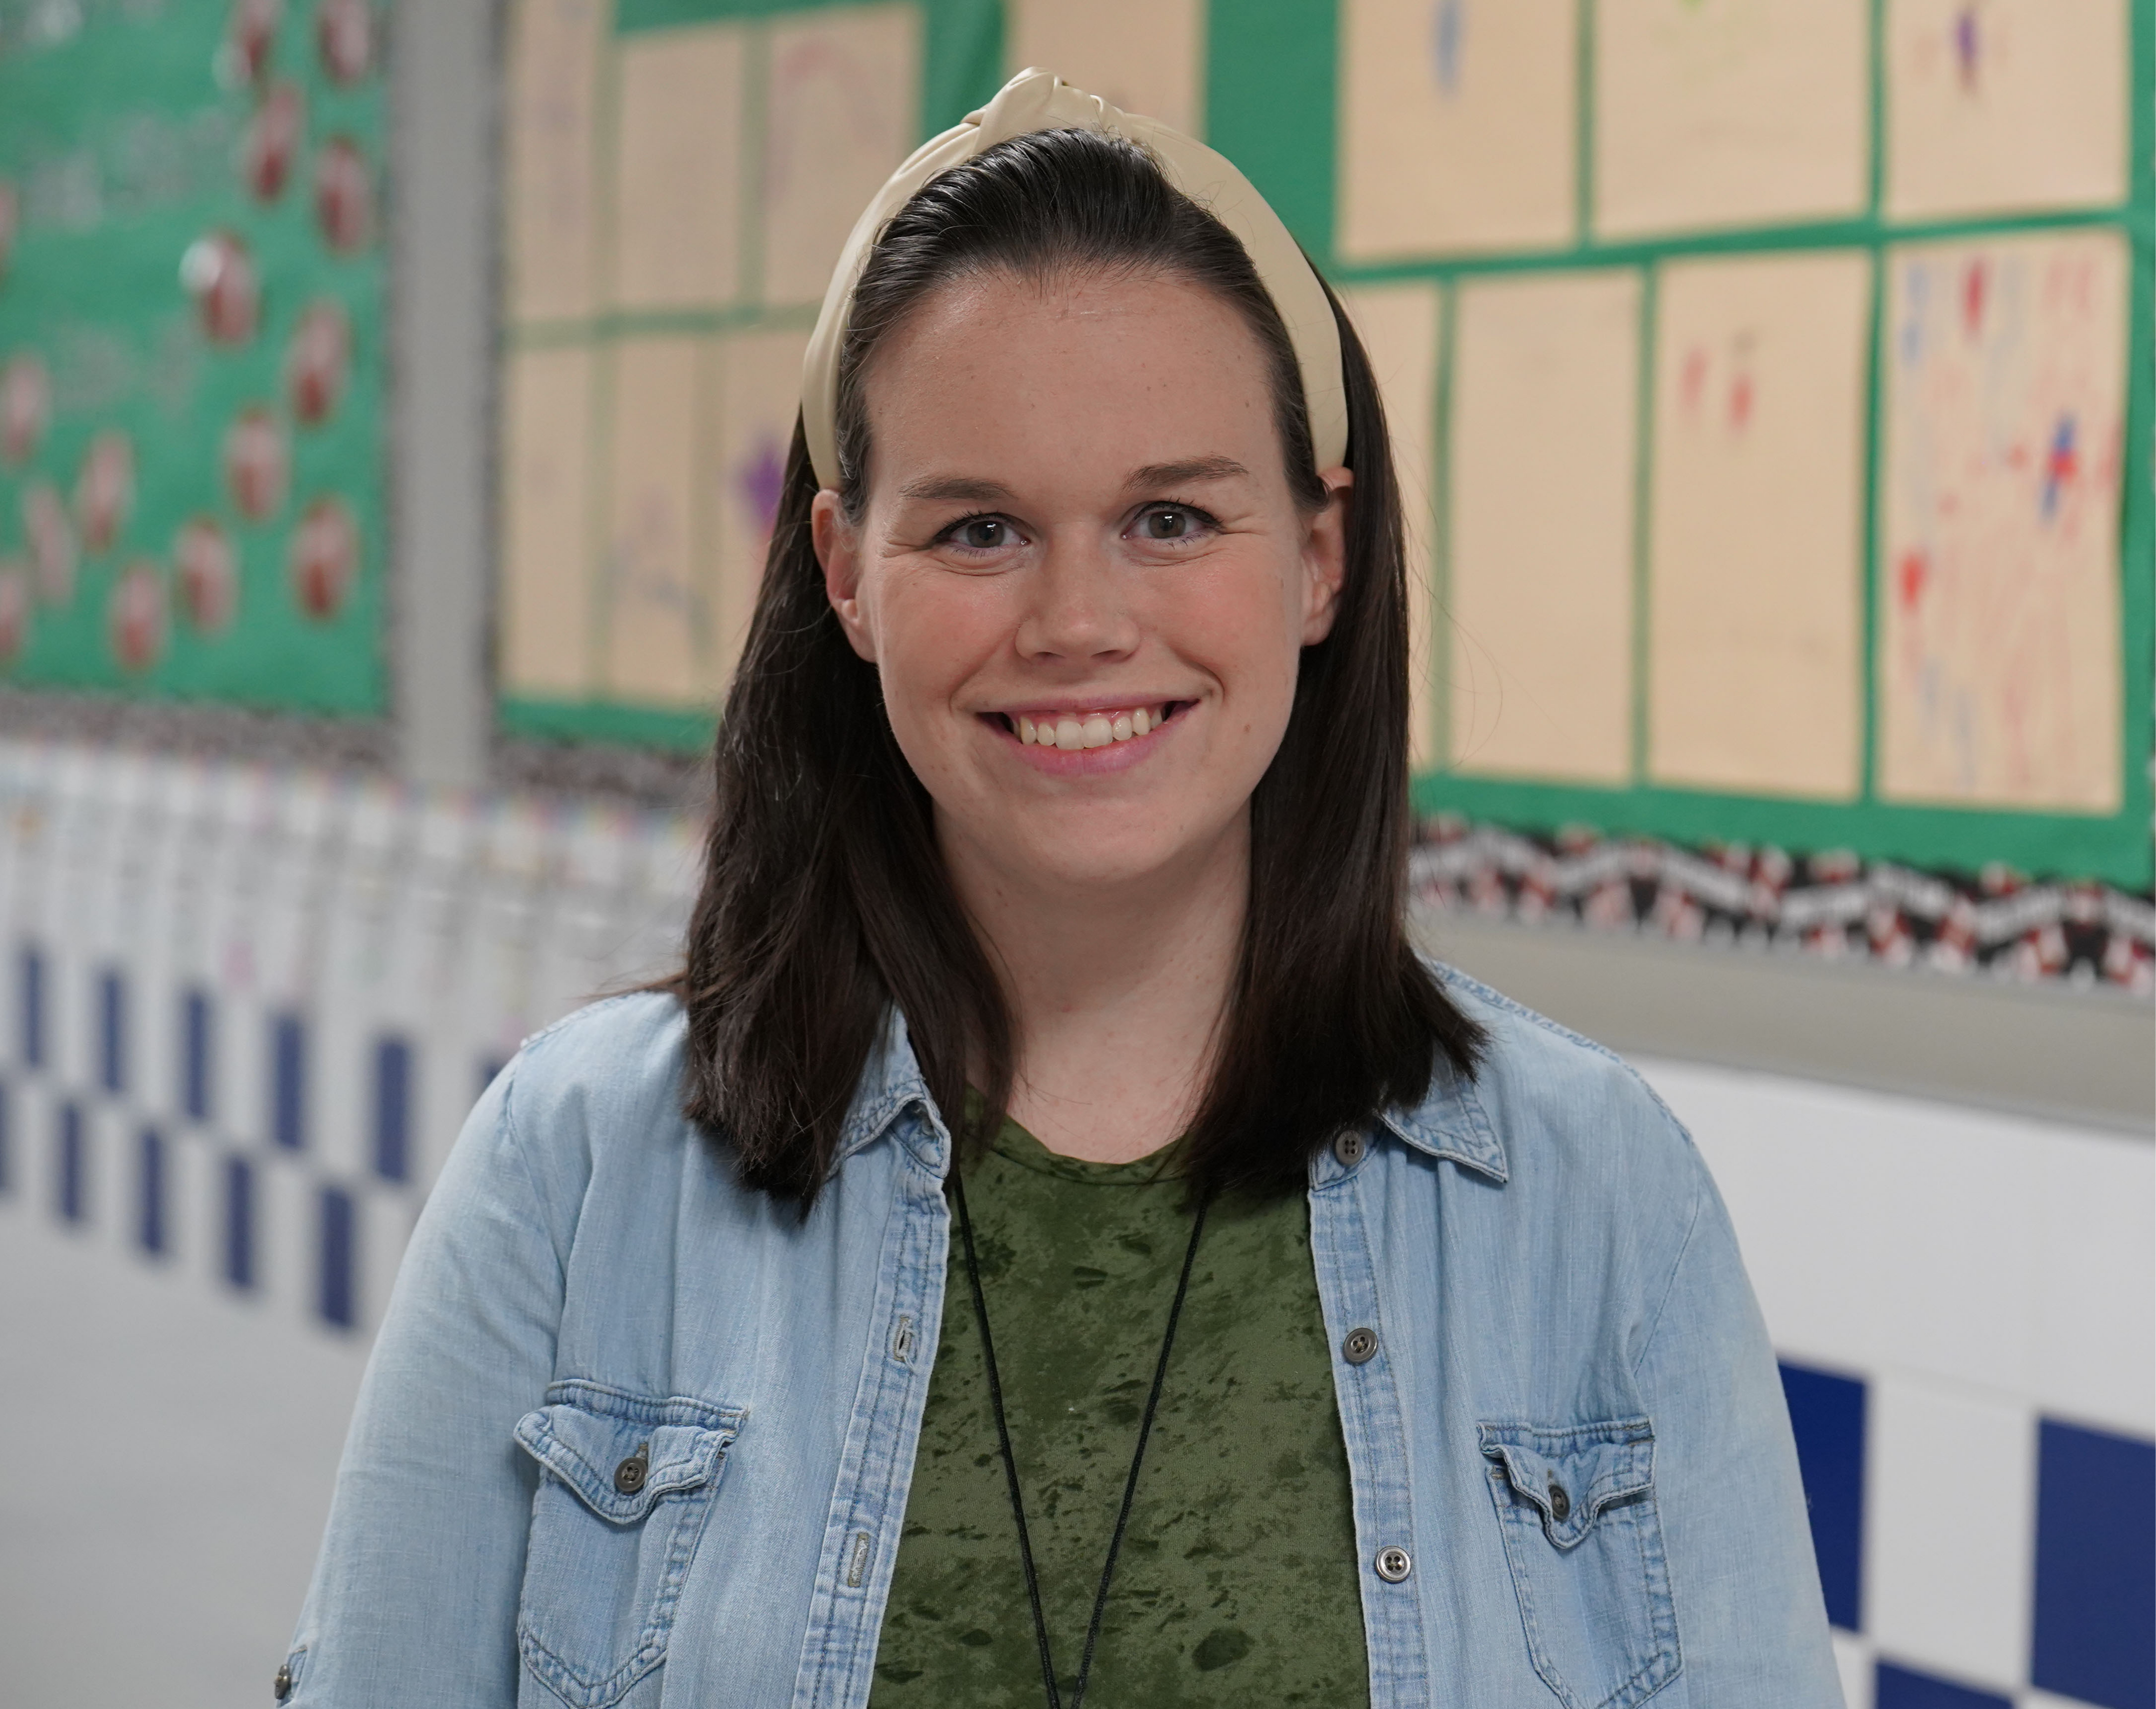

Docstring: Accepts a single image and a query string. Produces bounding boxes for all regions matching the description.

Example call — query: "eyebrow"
[896,456,1251,506]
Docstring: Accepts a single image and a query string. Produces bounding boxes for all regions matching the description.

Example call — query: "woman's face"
[815,269,1349,899]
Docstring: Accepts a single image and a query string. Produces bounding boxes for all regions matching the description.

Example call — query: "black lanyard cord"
[949,1164,1211,1709]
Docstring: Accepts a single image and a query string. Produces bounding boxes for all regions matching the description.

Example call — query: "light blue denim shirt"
[283,966,1841,1708]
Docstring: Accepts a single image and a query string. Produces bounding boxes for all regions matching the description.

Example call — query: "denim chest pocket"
[513,1384,745,1709]
[1478,1418,1681,1709]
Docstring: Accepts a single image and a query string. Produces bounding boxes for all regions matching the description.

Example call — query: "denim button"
[1548,1478,1571,1523]
[1342,1326,1379,1364]
[1375,1545,1413,1583]
[273,1663,293,1701]
[614,1444,649,1495]
[1332,1129,1367,1167]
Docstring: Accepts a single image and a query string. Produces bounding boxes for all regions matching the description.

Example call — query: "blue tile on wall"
[319,1184,356,1329]
[19,945,44,1069]
[98,968,125,1094]
[271,1012,307,1151]
[55,1102,85,1224]
[137,1127,166,1256]
[2033,1417,2156,1709]
[1780,1359,1865,1631]
[223,1155,255,1290]
[373,1035,412,1182]
[182,989,213,1122]
[1875,1662,2012,1709]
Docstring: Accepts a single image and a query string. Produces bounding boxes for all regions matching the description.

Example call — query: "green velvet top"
[867,1113,1370,1708]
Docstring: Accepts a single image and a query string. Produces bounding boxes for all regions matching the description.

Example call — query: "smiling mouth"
[990,702,1188,751]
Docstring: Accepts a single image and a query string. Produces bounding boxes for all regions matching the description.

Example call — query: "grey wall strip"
[389,0,498,790]
[1416,907,2154,1136]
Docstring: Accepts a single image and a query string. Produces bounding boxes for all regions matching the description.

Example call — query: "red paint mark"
[1897,548,1928,610]
[1679,348,1709,415]
[1961,259,1986,337]
[1728,373,1754,432]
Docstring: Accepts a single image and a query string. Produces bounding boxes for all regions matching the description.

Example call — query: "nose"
[1015,536,1140,665]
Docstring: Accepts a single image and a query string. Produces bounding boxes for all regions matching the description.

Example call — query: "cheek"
[867,574,1005,739]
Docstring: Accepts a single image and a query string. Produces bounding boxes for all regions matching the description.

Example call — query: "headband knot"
[798,68,1349,488]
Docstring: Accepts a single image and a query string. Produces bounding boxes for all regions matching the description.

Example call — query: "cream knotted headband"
[798,67,1349,489]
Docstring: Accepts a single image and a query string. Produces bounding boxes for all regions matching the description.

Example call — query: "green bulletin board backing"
[1212,0,2154,890]
[0,0,387,716]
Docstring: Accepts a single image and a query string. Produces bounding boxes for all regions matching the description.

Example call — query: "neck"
[940,814,1248,1165]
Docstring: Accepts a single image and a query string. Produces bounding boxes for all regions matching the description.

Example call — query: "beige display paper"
[1449,271,1640,785]
[1886,0,2128,220]
[1007,0,1206,138]
[761,4,923,307]
[500,346,597,697]
[1594,0,1868,238]
[1339,281,1443,772]
[1878,231,2127,812]
[709,325,813,697]
[602,337,710,709]
[1647,252,1870,798]
[504,0,607,323]
[611,23,747,312]
[1338,0,1575,262]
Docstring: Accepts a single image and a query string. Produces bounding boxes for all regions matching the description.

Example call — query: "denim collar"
[831,1006,1507,1185]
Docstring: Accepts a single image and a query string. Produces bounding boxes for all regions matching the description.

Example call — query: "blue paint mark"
[272,1011,307,1151]
[19,944,43,1069]
[182,988,213,1122]
[1431,0,1465,95]
[223,1154,255,1289]
[56,1101,85,1225]
[374,1034,412,1182]
[1779,1361,1865,1631]
[2040,413,2077,521]
[2032,1418,2156,1709]
[98,968,125,1094]
[138,1126,167,1256]
[319,1184,356,1329]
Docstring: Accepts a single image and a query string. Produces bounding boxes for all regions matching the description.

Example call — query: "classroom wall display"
[0,0,387,716]
[495,0,999,752]
[1224,0,2150,890]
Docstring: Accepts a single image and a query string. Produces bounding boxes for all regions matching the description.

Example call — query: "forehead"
[859,270,1284,490]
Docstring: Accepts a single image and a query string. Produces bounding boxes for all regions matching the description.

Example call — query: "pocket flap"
[515,1384,742,1526]
[1477,1417,1654,1550]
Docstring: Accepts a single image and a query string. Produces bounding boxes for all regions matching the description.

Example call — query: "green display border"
[500,0,1004,755]
[1215,0,2155,889]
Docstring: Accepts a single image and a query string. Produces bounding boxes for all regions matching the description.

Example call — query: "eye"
[1134,504,1208,542]
[945,515,1015,551]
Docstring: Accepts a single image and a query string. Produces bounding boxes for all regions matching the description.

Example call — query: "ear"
[1299,465,1353,646]
[813,488,877,662]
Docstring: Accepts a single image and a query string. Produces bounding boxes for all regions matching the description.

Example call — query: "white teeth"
[1015,705,1171,747]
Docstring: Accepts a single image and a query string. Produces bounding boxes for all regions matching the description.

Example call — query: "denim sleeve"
[282,1062,567,1706]
[1635,1165,1845,1706]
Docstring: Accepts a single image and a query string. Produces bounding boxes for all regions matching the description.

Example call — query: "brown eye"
[1141,506,1193,540]
[955,517,1009,549]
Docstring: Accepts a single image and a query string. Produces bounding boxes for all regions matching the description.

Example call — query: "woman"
[283,72,1839,1709]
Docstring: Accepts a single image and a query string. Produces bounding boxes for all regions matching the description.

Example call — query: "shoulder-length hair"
[675,126,1483,1207]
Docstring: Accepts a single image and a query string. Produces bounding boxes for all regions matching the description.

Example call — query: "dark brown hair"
[675,127,1482,1206]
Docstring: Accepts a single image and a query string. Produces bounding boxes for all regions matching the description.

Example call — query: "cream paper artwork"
[1594,0,1869,237]
[1006,0,1207,137]
[1647,252,1872,798]
[1338,0,1576,261]
[1877,231,2127,811]
[1448,271,1640,784]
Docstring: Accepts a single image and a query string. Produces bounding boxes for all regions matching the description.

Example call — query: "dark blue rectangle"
[56,1102,85,1225]
[2033,1416,2156,1709]
[271,1012,307,1151]
[222,1155,255,1289]
[182,989,213,1122]
[137,1127,166,1256]
[97,969,125,1094]
[1875,1662,2012,1709]
[1779,1359,1866,1631]
[19,945,43,1069]
[373,1035,412,1182]
[319,1184,356,1329]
